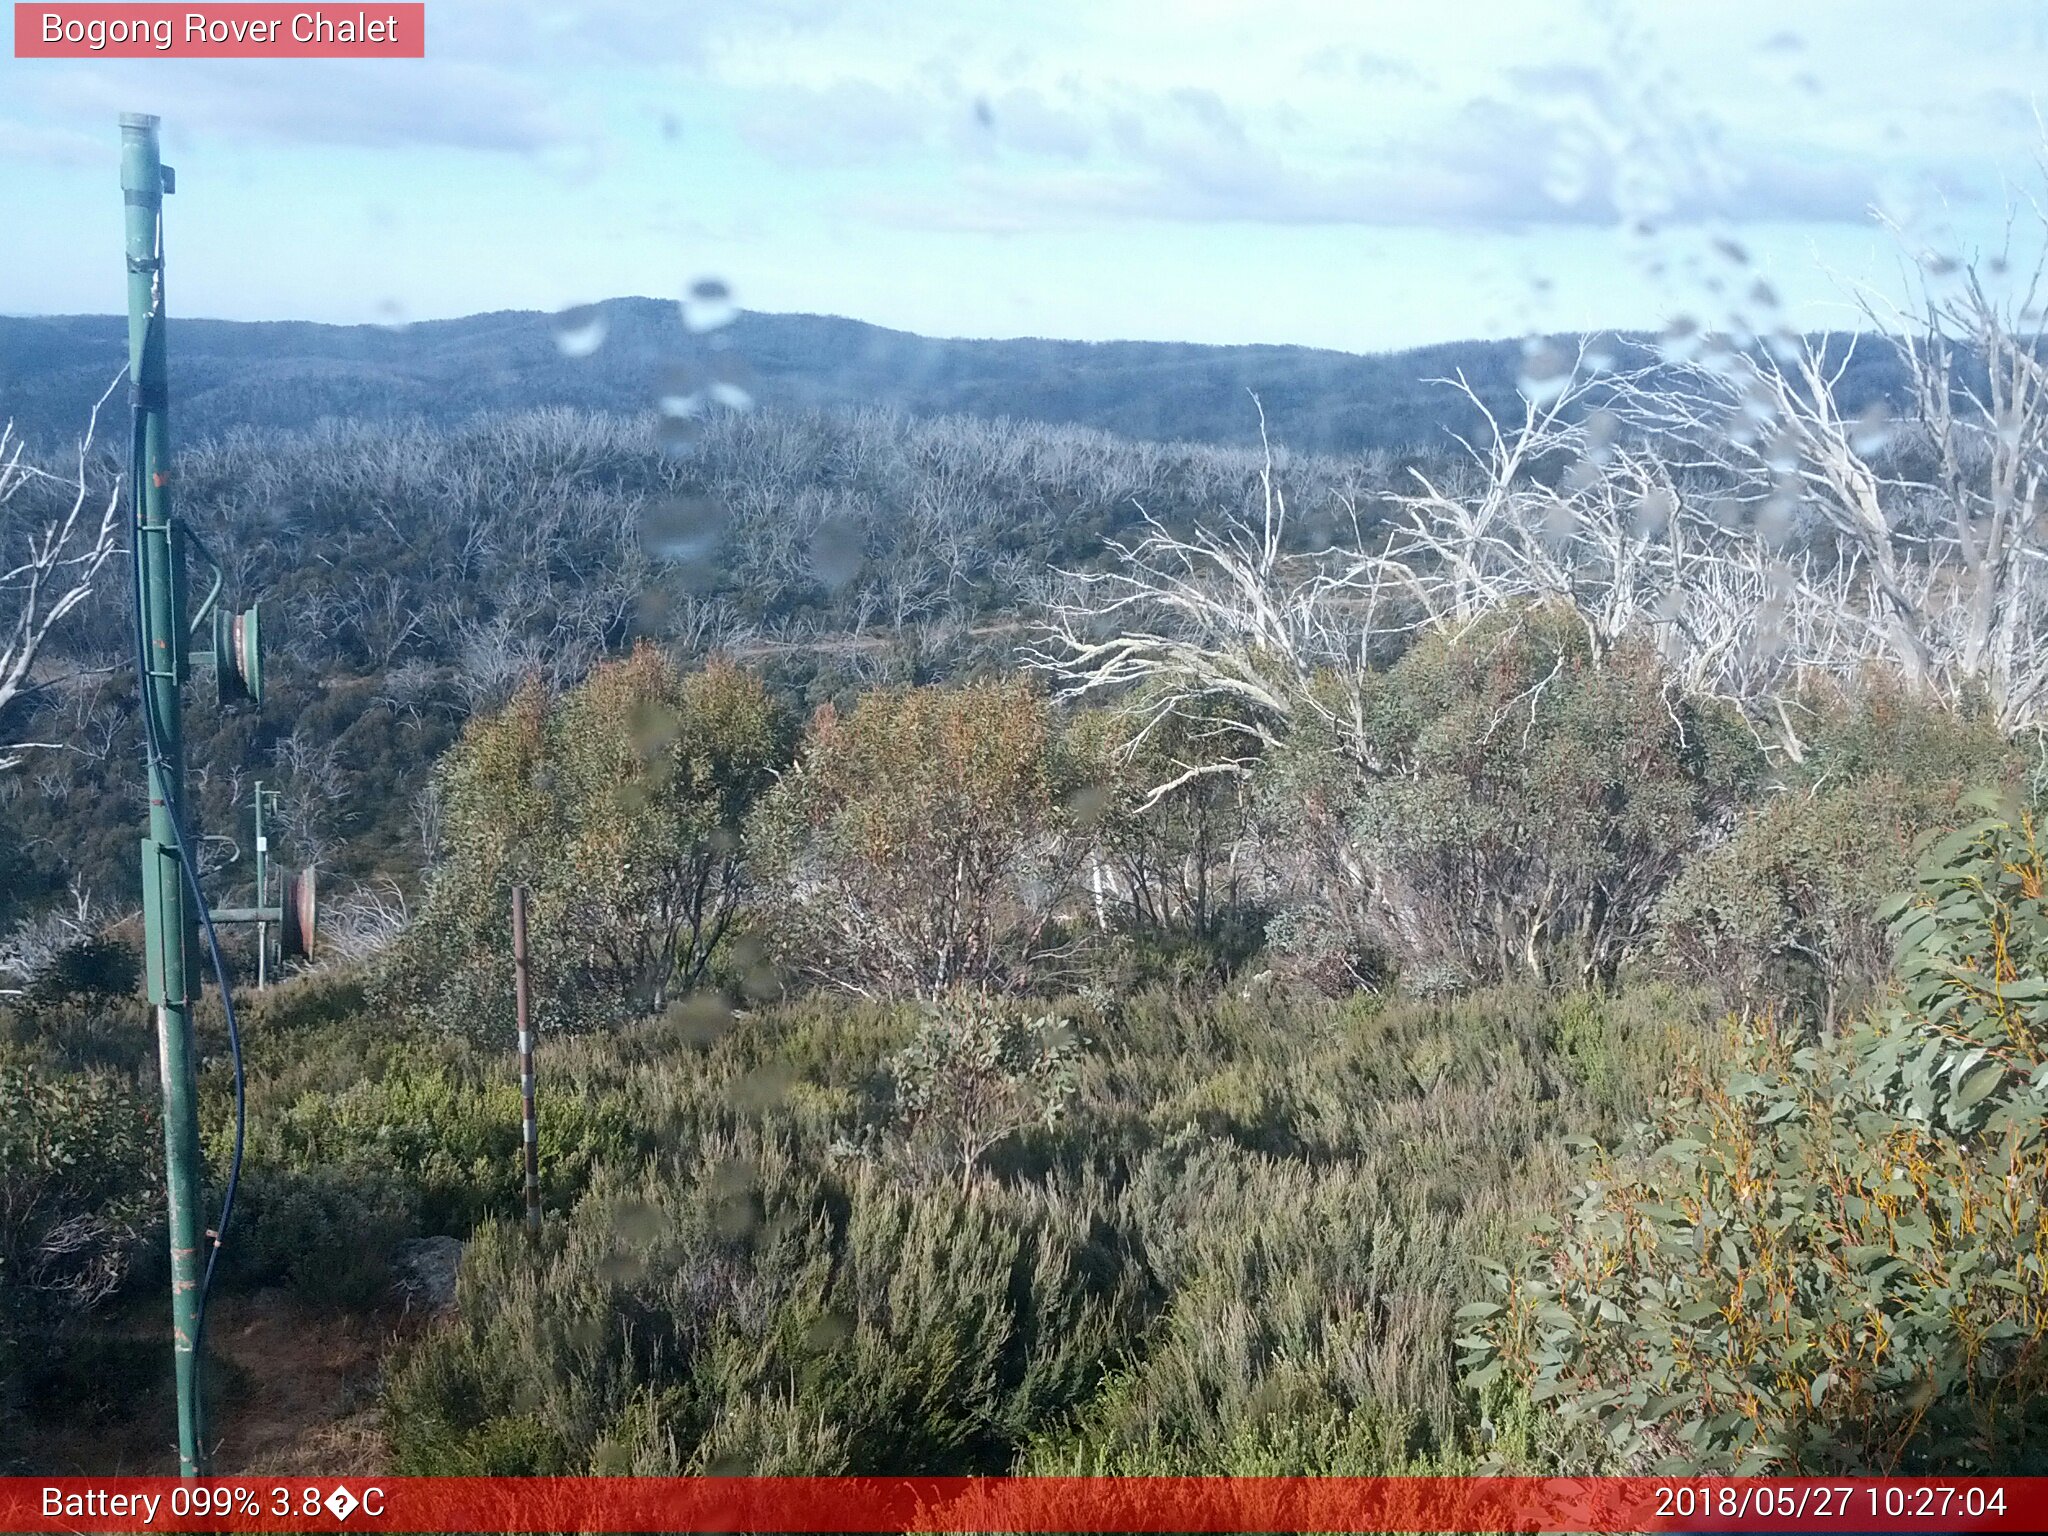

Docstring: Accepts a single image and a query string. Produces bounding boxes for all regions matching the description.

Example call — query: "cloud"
[700,2,2017,234]
[19,60,570,153]
[1418,93,1889,227]
[0,118,103,166]
[1301,48,1420,84]
[731,77,1101,170]
[874,79,1903,233]
[430,0,845,70]
[736,79,930,166]
[966,87,1095,160]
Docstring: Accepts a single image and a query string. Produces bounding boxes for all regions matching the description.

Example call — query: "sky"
[3,0,2047,352]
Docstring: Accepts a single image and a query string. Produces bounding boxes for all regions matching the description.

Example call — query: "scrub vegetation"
[5,249,2048,1473]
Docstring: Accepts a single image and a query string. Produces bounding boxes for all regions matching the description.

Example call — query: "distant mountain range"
[0,299,1906,455]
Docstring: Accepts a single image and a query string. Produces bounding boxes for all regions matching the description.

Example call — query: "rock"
[389,1235,464,1313]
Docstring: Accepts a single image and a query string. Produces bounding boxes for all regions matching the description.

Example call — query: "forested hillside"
[0,402,1446,929]
[0,303,1909,454]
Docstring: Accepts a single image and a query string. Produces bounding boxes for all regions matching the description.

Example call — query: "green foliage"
[1654,686,2022,1023]
[2,959,152,1079]
[385,1141,1139,1475]
[21,935,140,1013]
[1654,777,1948,1026]
[1063,704,1261,951]
[885,1005,1082,1191]
[218,1166,419,1305]
[201,1007,643,1283]
[1864,805,2048,1135]
[379,976,1712,1475]
[0,1051,163,1440]
[750,679,1085,996]
[1789,678,2021,793]
[379,649,783,1040]
[1264,604,1760,991]
[0,1053,161,1311]
[1470,814,2048,1473]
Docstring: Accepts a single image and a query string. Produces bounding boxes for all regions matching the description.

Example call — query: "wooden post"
[513,885,539,1238]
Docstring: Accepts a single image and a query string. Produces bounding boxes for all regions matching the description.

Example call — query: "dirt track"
[22,1291,407,1476]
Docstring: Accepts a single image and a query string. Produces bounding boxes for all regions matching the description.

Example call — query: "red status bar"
[2,1476,2043,1533]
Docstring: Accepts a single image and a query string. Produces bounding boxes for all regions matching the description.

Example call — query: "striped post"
[513,885,539,1238]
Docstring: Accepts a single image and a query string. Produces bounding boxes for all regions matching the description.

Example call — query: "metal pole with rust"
[513,885,539,1237]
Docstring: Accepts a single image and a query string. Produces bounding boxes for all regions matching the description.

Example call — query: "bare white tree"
[0,880,113,996]
[1036,239,2048,785]
[319,876,411,963]
[0,381,125,770]
[271,724,349,869]
[1628,244,2048,737]
[1377,360,1874,756]
[1025,398,1410,800]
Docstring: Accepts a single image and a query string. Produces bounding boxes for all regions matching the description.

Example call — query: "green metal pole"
[122,111,208,1479]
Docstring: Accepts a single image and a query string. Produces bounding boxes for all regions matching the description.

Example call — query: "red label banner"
[13,4,424,57]
[0,1476,2043,1533]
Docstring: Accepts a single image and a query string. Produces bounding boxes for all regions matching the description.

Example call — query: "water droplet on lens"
[730,1064,791,1117]
[663,992,735,1048]
[1633,487,1676,536]
[1660,314,1702,363]
[1299,504,1338,548]
[1766,427,1801,475]
[1758,492,1798,545]
[1519,337,1571,406]
[681,277,739,333]
[1065,783,1110,829]
[656,361,706,415]
[552,303,607,358]
[1851,401,1892,456]
[628,699,683,759]
[1757,562,1793,657]
[536,138,605,187]
[657,415,702,458]
[809,519,865,588]
[1542,497,1578,547]
[611,1198,666,1246]
[640,496,729,565]
[741,961,783,1005]
[805,1310,853,1349]
[1542,149,1593,208]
